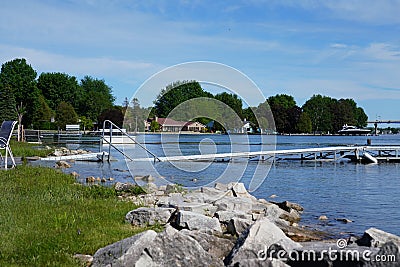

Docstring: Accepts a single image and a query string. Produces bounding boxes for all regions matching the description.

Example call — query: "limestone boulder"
[172,210,222,233]
[215,210,253,224]
[225,217,301,266]
[180,229,235,260]
[125,207,174,226]
[213,196,254,213]
[227,217,254,236]
[140,225,224,266]
[91,230,157,267]
[357,228,400,248]
[365,241,400,267]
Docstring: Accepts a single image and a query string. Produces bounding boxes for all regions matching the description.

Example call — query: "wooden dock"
[130,145,400,164]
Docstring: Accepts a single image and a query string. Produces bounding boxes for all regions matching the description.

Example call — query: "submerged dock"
[130,145,400,164]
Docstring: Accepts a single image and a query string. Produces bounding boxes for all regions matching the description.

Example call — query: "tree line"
[0,58,368,135]
[150,81,368,134]
[0,58,115,130]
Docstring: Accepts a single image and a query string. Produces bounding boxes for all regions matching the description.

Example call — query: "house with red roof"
[144,117,206,132]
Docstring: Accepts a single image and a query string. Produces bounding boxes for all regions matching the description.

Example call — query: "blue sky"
[1,0,400,123]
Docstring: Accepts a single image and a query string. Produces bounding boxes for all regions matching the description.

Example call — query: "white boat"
[97,128,136,144]
[338,124,370,135]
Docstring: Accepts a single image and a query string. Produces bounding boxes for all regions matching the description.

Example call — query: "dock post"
[355,149,360,161]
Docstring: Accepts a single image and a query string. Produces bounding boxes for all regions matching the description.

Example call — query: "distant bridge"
[367,120,400,135]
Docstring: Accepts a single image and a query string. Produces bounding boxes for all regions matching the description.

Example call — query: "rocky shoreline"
[72,181,399,266]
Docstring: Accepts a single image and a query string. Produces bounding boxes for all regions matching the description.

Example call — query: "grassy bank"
[1,140,53,158]
[0,166,156,266]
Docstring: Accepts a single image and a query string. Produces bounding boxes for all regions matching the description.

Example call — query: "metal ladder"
[100,120,161,163]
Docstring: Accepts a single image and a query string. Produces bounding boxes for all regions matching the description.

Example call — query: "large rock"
[173,210,222,233]
[125,207,174,226]
[228,182,257,201]
[180,229,235,260]
[156,193,185,208]
[272,201,304,213]
[140,225,224,266]
[357,227,400,247]
[178,202,218,216]
[213,196,254,213]
[91,230,157,267]
[225,217,301,266]
[215,210,253,224]
[227,217,253,236]
[365,241,400,267]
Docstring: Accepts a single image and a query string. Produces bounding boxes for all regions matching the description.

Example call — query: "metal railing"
[101,120,161,162]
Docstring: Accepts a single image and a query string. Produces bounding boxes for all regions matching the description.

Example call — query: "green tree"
[98,106,124,128]
[153,81,212,118]
[296,112,312,133]
[33,94,54,129]
[267,94,300,133]
[255,100,275,133]
[37,72,82,111]
[56,101,78,130]
[267,94,296,109]
[330,99,357,132]
[123,98,149,132]
[79,76,115,122]
[0,84,17,122]
[214,92,243,119]
[0,58,40,127]
[150,120,160,132]
[302,94,334,133]
[355,107,368,128]
[79,116,94,131]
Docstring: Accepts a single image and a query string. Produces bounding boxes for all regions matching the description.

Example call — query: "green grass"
[1,140,54,158]
[0,165,157,266]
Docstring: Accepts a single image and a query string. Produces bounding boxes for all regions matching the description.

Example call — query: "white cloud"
[0,45,160,79]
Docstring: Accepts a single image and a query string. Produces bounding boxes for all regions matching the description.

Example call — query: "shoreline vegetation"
[0,165,162,266]
[1,142,400,266]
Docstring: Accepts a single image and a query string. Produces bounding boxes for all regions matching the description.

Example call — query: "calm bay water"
[35,134,400,237]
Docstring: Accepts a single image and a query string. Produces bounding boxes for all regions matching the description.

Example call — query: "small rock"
[269,194,278,198]
[335,218,353,223]
[73,254,93,266]
[96,177,101,182]
[142,174,155,182]
[86,176,95,183]
[70,171,79,178]
[318,215,328,220]
[101,178,107,183]
[55,160,71,168]
[109,177,114,181]
[114,182,138,192]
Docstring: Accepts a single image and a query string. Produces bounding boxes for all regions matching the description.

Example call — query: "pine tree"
[0,84,17,122]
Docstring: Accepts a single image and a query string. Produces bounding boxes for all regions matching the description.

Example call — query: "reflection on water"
[33,134,400,236]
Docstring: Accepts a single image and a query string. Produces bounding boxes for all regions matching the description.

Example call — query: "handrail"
[101,120,161,162]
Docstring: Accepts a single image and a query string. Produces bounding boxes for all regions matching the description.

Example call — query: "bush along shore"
[80,181,399,266]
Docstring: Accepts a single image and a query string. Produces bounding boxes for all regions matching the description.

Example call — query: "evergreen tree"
[56,101,78,130]
[0,84,17,121]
